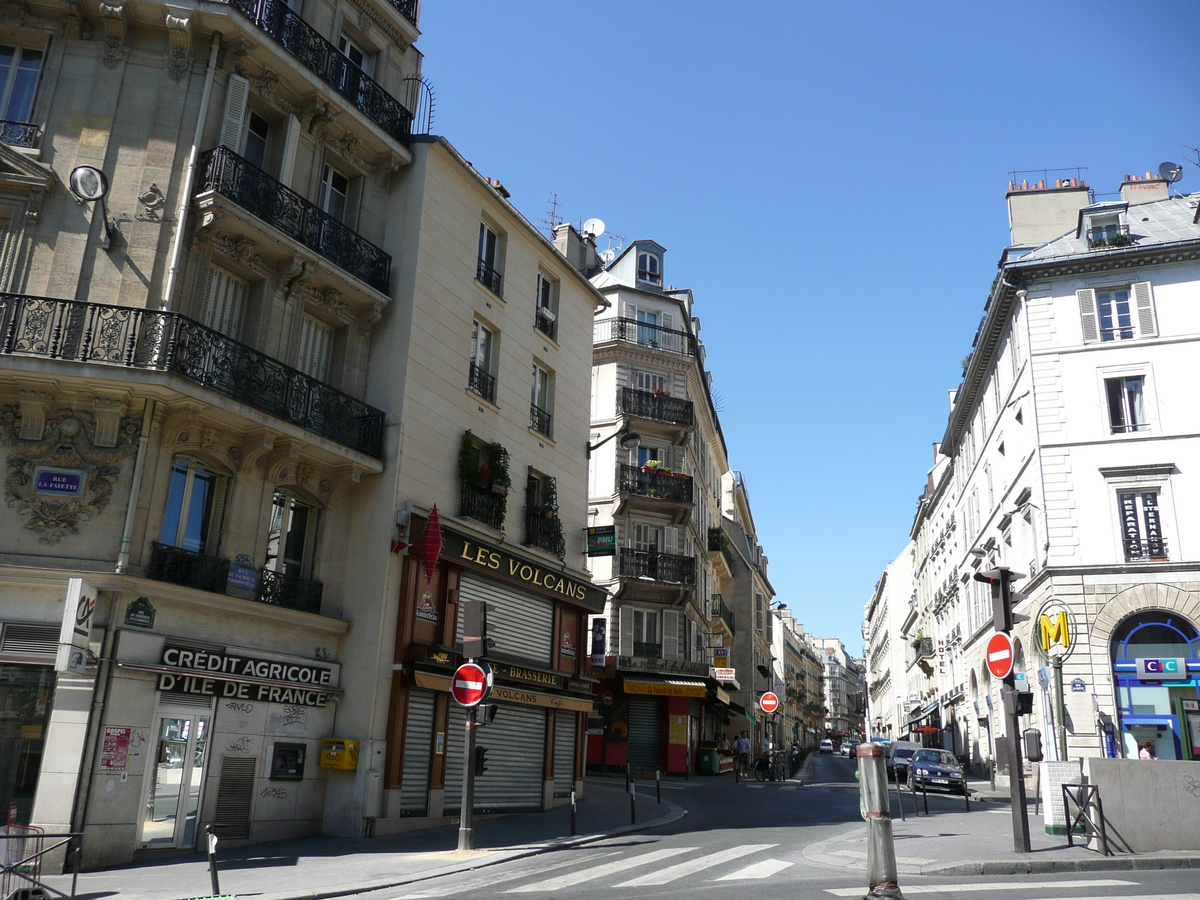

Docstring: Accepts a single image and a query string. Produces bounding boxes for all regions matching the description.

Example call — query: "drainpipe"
[116,400,155,573]
[71,590,120,837]
[161,32,222,310]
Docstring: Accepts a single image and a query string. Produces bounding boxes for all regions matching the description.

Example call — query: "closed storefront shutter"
[553,712,577,796]
[400,689,436,814]
[458,574,553,665]
[445,703,546,813]
[627,696,662,770]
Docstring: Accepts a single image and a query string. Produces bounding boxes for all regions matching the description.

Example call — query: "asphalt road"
[362,753,1200,900]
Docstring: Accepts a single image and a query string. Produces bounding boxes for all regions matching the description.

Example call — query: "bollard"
[891,768,905,822]
[630,780,637,824]
[921,781,929,816]
[205,825,221,897]
[964,786,971,812]
[858,743,905,900]
[570,789,577,836]
[71,842,81,900]
[625,762,631,794]
[656,768,661,803]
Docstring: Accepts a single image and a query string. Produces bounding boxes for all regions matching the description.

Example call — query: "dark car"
[907,748,967,795]
[887,746,918,780]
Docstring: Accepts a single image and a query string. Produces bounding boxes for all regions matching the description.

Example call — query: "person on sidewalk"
[1138,740,1157,759]
[735,731,751,775]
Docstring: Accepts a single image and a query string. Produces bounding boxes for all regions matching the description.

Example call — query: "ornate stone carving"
[136,184,166,221]
[62,0,92,39]
[238,432,275,472]
[208,231,270,275]
[295,462,312,485]
[25,189,43,224]
[342,0,408,50]
[219,38,253,74]
[242,68,299,117]
[92,393,128,448]
[98,1,130,68]
[328,467,362,506]
[1,406,139,544]
[201,427,220,450]
[164,6,193,80]
[17,386,54,441]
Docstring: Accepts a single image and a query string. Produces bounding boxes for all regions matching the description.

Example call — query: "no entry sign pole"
[453,661,492,851]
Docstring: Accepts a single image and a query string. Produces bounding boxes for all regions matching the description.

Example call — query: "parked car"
[907,748,968,795]
[820,738,834,753]
[885,740,922,779]
[840,740,860,758]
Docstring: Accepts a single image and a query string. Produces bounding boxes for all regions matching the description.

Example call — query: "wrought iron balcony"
[524,510,565,558]
[593,317,697,358]
[618,547,696,586]
[1087,223,1132,249]
[198,147,390,293]
[386,0,418,25]
[0,119,38,148]
[534,308,556,339]
[618,464,693,504]
[468,361,496,404]
[530,404,552,437]
[476,259,502,296]
[149,542,324,614]
[460,481,504,530]
[1124,537,1169,562]
[632,641,662,658]
[619,387,694,427]
[229,0,413,145]
[706,594,735,632]
[0,293,385,457]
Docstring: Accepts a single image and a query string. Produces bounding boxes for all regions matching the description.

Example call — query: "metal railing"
[468,361,496,404]
[476,259,502,295]
[1087,224,1132,249]
[460,481,504,530]
[534,309,555,339]
[529,403,552,437]
[618,547,696,585]
[524,510,565,557]
[593,317,697,357]
[632,641,662,658]
[198,146,390,293]
[0,119,38,148]
[618,464,693,504]
[619,387,694,426]
[707,594,735,632]
[229,0,413,145]
[1124,537,1169,562]
[0,293,385,457]
[386,0,418,25]
[1,829,81,900]
[149,543,324,614]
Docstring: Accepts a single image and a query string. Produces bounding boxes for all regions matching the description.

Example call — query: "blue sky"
[418,1,1199,652]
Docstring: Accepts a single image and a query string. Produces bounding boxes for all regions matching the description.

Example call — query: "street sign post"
[759,692,780,713]
[451,662,492,708]
[986,632,1015,679]
[452,661,493,851]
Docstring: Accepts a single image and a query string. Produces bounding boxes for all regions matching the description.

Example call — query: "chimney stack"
[1006,177,1091,246]
[553,223,597,274]
[1119,172,1169,205]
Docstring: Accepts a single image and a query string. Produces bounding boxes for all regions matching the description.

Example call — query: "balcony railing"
[707,594,735,632]
[0,119,38,148]
[0,293,385,457]
[1087,224,1132,249]
[460,481,504,530]
[593,317,696,358]
[618,547,696,586]
[524,511,565,558]
[619,387,694,427]
[632,641,662,658]
[529,404,552,437]
[385,0,418,25]
[468,361,496,404]
[198,147,390,293]
[534,308,556,339]
[618,464,693,504]
[1125,538,1169,563]
[229,0,413,145]
[149,542,323,614]
[476,259,502,296]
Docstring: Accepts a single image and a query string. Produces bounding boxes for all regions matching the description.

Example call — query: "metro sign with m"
[1039,610,1071,653]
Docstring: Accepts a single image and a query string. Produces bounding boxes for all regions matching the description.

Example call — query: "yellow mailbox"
[319,738,359,771]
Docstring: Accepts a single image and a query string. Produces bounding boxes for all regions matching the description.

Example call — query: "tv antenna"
[539,191,563,235]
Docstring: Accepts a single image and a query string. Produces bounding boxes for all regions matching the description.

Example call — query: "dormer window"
[1085,213,1130,249]
[637,252,661,285]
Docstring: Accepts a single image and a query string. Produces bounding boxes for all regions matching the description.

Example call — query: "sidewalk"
[44,779,684,900]
[802,773,1200,876]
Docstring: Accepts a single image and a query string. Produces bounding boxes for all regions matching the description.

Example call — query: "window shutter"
[278,114,301,186]
[301,505,320,578]
[220,74,250,152]
[661,311,673,331]
[1131,282,1157,338]
[662,609,680,661]
[664,526,676,556]
[633,523,648,551]
[1076,289,1099,343]
[619,606,633,656]
[297,314,334,381]
[201,265,249,339]
[345,176,363,231]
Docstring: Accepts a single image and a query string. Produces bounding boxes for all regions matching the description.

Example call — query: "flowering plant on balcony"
[652,387,671,397]
[459,431,511,494]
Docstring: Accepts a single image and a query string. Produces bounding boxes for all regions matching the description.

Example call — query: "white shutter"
[619,606,634,656]
[633,523,649,551]
[278,114,300,186]
[664,526,676,556]
[1076,289,1099,343]
[662,609,680,661]
[296,314,334,381]
[1131,282,1157,338]
[345,176,363,230]
[220,74,250,152]
[201,265,248,339]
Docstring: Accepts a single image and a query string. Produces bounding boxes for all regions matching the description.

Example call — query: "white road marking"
[713,858,794,880]
[504,846,695,892]
[615,843,777,886]
[390,851,617,897]
[824,879,1138,896]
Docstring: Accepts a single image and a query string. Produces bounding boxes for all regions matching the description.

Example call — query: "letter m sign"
[1039,611,1070,652]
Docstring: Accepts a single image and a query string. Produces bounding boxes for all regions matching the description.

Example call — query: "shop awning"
[622,675,707,698]
[413,670,593,712]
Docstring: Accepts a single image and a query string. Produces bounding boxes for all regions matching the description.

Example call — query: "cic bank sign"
[1136,658,1187,680]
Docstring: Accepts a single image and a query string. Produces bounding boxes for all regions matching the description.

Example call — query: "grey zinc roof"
[1021,192,1200,261]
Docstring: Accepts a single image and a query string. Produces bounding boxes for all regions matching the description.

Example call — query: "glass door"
[140,713,210,849]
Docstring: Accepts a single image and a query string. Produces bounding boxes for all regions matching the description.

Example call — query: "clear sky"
[417,1,1199,654]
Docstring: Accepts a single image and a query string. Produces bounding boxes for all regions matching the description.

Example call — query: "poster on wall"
[100,726,132,771]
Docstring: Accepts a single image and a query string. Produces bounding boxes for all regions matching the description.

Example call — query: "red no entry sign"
[451,662,493,707]
[759,692,780,713]
[986,632,1015,679]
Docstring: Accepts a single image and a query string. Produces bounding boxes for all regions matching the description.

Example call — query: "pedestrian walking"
[735,731,751,775]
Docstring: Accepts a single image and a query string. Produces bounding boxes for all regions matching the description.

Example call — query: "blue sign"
[227,565,259,591]
[1136,658,1186,680]
[33,467,85,496]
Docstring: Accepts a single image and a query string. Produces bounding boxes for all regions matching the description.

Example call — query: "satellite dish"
[599,248,616,264]
[1158,162,1184,184]
[583,217,606,237]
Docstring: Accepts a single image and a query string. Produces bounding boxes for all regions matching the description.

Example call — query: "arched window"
[1111,612,1200,661]
[637,252,661,284]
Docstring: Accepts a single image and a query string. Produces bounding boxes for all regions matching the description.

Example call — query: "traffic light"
[973,567,1026,633]
[478,703,498,726]
[1023,728,1043,762]
[462,598,492,659]
[473,746,489,776]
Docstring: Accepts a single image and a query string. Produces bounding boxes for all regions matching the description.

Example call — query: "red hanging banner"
[421,505,443,582]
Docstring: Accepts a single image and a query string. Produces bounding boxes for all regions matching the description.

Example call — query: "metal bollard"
[892,768,905,822]
[858,743,904,900]
[630,780,637,824]
[656,769,661,803]
[205,825,221,897]
[922,781,929,816]
[625,762,631,793]
[570,789,577,836]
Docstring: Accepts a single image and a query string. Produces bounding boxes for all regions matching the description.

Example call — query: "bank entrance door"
[139,712,210,849]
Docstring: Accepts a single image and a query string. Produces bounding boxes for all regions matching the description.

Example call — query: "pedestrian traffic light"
[473,746,489,776]
[1023,728,1043,762]
[462,598,492,659]
[478,703,498,726]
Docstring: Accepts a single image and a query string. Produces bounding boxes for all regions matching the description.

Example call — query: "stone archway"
[1093,583,1200,649]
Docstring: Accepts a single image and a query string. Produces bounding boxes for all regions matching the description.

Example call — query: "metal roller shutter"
[445,703,546,813]
[554,712,577,796]
[627,696,662,770]
[458,575,553,665]
[400,689,435,814]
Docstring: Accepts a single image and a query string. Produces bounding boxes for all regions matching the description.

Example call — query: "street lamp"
[69,165,120,249]
[586,425,641,457]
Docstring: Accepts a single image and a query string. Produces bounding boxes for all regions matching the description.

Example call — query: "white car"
[820,739,834,753]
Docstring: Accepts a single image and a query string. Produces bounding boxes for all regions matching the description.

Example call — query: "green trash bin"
[698,748,721,776]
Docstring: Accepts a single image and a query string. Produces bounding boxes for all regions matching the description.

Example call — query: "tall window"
[296,313,334,381]
[0,45,42,124]
[1118,491,1166,562]
[265,489,320,579]
[637,252,661,285]
[1106,376,1147,433]
[242,111,271,170]
[468,321,496,403]
[535,272,557,338]
[159,457,228,555]
[337,33,373,106]
[635,370,668,393]
[1097,288,1134,341]
[319,164,351,222]
[530,364,552,437]
[477,223,502,294]
[632,522,662,552]
[200,265,249,340]
[631,609,660,657]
